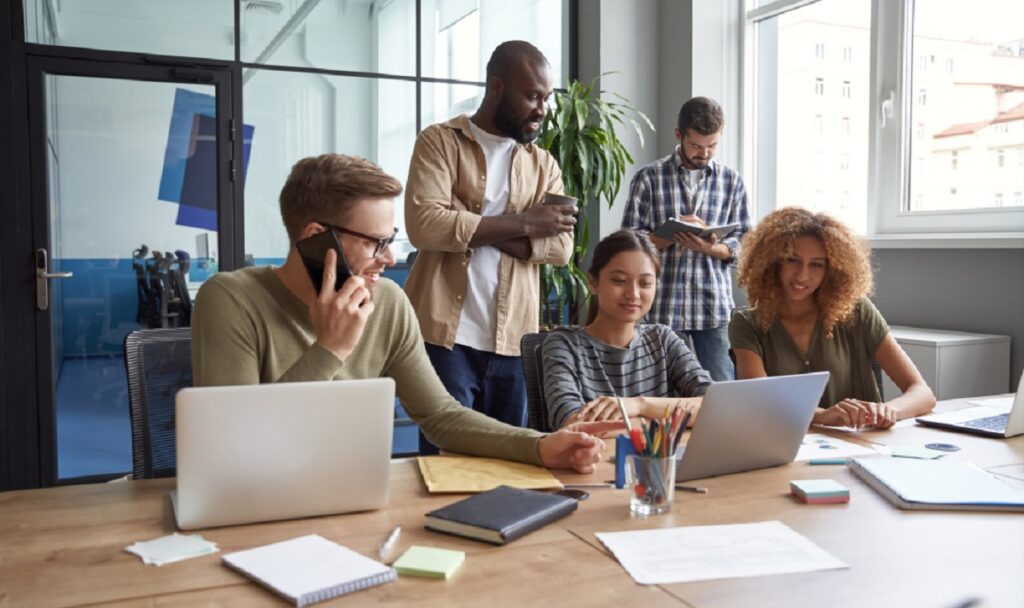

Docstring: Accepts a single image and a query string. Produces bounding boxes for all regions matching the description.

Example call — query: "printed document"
[795,433,876,461]
[596,521,847,585]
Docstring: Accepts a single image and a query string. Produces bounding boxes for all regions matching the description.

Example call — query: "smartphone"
[296,230,354,293]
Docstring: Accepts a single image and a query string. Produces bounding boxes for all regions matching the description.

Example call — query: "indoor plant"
[535,74,653,326]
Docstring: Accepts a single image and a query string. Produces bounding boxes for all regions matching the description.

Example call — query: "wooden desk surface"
[2,397,1023,607]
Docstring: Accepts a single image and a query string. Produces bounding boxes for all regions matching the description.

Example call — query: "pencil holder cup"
[625,455,676,516]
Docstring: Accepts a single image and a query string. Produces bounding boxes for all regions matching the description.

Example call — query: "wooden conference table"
[2,396,1022,608]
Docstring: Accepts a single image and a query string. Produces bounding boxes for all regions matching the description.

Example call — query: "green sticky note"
[393,545,465,579]
[891,446,944,460]
[790,479,849,498]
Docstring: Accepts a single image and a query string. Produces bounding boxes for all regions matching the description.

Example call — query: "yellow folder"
[417,455,564,493]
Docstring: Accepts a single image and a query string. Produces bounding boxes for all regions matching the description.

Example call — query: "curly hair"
[737,207,873,338]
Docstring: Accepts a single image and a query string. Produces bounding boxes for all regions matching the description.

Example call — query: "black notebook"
[425,485,578,545]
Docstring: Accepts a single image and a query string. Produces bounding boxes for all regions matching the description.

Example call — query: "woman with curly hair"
[729,207,935,428]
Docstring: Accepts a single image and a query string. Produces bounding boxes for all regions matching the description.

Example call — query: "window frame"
[744,0,1024,247]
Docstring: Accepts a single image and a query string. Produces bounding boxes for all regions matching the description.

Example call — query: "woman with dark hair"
[541,229,711,429]
[730,207,935,428]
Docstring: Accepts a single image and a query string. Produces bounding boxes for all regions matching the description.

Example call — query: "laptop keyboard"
[962,413,1009,431]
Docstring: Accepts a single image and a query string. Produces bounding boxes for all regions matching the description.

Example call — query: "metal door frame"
[22,55,237,487]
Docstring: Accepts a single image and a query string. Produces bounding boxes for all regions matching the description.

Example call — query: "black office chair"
[520,332,553,433]
[123,327,193,479]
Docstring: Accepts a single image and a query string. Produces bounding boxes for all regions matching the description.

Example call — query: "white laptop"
[172,378,395,530]
[677,372,830,481]
[915,372,1024,438]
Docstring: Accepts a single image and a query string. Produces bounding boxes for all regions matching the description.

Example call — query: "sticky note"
[809,458,848,465]
[790,479,850,504]
[125,533,218,566]
[393,545,465,579]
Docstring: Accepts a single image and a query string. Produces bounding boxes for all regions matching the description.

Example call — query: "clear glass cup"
[626,455,676,516]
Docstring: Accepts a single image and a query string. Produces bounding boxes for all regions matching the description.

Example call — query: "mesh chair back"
[124,328,193,479]
[521,332,552,432]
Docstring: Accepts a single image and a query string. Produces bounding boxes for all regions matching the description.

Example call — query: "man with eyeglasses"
[191,153,612,473]
[404,41,576,453]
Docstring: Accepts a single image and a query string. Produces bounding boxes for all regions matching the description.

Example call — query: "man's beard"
[681,150,709,169]
[494,93,539,144]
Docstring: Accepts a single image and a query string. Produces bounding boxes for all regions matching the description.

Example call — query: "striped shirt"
[541,324,712,429]
[622,150,752,331]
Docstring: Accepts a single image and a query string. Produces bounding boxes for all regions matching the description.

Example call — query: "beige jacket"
[404,115,571,356]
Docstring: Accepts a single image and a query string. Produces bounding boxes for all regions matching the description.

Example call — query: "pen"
[615,397,633,433]
[377,525,401,561]
[563,483,615,488]
[674,484,709,494]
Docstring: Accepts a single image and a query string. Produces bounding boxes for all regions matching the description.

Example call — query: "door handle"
[35,248,73,311]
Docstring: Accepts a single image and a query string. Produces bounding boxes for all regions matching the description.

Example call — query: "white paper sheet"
[795,433,877,461]
[596,521,847,585]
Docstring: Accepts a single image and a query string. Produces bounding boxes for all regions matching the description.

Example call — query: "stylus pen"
[378,525,401,561]
[615,396,633,433]
[674,484,709,494]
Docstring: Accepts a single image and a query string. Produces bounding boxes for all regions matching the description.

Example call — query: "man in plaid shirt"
[621,97,751,380]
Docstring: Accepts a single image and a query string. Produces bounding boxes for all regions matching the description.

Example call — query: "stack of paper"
[125,533,218,566]
[392,545,465,579]
[790,479,850,504]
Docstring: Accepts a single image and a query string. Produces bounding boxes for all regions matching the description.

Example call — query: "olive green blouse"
[728,298,889,408]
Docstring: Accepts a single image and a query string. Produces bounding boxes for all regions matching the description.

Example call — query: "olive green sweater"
[191,266,543,464]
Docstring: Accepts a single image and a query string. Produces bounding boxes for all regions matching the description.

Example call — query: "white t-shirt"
[455,121,516,352]
[682,168,704,214]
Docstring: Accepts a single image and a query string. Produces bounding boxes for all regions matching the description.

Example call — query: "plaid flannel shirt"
[621,148,751,331]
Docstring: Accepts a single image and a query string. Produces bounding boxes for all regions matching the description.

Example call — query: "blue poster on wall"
[159,88,254,230]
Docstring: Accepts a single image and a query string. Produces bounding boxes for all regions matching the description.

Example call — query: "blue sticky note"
[809,458,848,465]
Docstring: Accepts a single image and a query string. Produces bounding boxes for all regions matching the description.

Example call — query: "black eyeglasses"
[319,222,399,259]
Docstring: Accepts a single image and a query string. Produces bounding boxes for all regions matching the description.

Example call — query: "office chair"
[520,332,553,433]
[123,327,193,479]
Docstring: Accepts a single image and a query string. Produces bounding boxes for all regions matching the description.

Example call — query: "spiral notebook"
[222,535,395,607]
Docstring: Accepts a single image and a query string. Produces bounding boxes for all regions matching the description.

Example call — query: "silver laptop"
[915,372,1024,438]
[172,378,395,530]
[677,372,830,481]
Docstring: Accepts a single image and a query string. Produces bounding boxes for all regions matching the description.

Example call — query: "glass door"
[27,57,236,483]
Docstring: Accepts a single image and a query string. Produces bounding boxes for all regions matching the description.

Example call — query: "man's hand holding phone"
[309,248,374,362]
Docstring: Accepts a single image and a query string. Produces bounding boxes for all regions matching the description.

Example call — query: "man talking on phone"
[404,41,576,453]
[191,154,612,473]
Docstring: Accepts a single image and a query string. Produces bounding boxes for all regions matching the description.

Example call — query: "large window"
[906,0,1024,216]
[746,0,1024,240]
[24,0,571,260]
[749,0,870,233]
